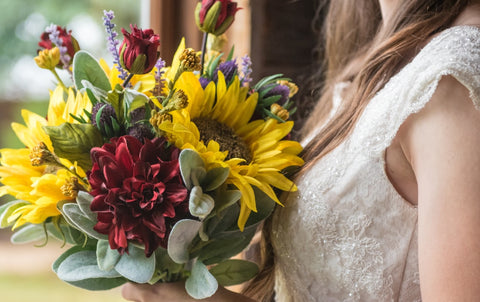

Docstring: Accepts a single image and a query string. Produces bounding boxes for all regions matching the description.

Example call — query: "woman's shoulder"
[412,25,480,71]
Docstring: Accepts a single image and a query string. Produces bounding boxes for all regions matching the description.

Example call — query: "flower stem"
[200,32,208,75]
[51,68,67,91]
[122,73,134,88]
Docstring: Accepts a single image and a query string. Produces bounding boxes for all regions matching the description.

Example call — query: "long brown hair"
[244,0,473,301]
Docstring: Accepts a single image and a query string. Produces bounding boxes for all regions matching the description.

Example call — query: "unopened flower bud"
[119,25,160,74]
[179,48,201,72]
[150,111,173,131]
[277,80,299,98]
[34,47,61,70]
[61,177,81,198]
[195,0,240,36]
[271,103,290,121]
[30,142,57,166]
[171,90,189,110]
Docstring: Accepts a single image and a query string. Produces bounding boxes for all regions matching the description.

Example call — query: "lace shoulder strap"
[352,25,480,155]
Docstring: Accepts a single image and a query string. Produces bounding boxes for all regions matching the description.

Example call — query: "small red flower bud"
[195,0,240,36]
[119,25,160,75]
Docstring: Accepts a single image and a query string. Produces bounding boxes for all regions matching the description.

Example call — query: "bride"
[122,0,480,301]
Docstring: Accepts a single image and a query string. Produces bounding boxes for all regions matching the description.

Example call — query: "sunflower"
[154,71,304,230]
[0,85,88,228]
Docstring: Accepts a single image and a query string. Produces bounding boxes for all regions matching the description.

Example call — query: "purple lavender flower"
[213,60,238,84]
[199,77,211,89]
[103,10,128,80]
[240,55,252,86]
[154,58,166,91]
[263,84,290,104]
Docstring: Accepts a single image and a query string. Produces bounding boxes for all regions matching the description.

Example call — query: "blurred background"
[0,0,319,301]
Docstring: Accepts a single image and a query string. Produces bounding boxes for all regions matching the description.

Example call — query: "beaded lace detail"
[272,26,480,302]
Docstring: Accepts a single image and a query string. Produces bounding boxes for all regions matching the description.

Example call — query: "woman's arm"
[401,75,480,301]
[122,282,256,302]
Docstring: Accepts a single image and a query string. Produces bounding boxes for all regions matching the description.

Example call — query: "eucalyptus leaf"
[57,250,121,282]
[179,149,206,189]
[97,239,121,271]
[43,123,104,171]
[189,186,214,219]
[61,203,107,240]
[11,224,46,244]
[0,200,30,228]
[73,51,111,92]
[167,219,202,264]
[209,259,259,286]
[185,260,218,299]
[76,191,96,221]
[115,243,155,283]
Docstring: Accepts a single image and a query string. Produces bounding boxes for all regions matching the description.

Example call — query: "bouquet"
[0,0,303,299]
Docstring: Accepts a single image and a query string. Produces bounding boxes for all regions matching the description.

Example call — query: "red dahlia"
[88,136,188,257]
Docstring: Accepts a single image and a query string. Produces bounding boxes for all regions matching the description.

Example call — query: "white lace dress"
[271,26,480,302]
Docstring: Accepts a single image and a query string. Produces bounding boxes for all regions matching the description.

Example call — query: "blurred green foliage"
[0,0,139,65]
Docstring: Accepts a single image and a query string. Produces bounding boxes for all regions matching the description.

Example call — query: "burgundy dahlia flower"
[88,136,188,257]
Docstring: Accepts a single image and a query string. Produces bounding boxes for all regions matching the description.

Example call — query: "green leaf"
[43,123,104,171]
[61,277,127,291]
[0,200,29,228]
[96,239,121,271]
[115,243,155,283]
[167,219,202,264]
[46,223,85,245]
[202,167,230,191]
[243,187,276,228]
[76,191,96,221]
[124,89,150,115]
[185,260,218,299]
[56,250,122,282]
[212,189,241,214]
[82,80,108,101]
[11,224,46,244]
[73,51,111,92]
[179,149,206,189]
[61,203,107,241]
[107,86,124,124]
[198,227,256,265]
[209,259,259,286]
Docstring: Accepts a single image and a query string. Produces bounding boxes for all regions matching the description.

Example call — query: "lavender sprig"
[45,24,71,70]
[154,58,166,85]
[240,55,253,86]
[103,10,128,80]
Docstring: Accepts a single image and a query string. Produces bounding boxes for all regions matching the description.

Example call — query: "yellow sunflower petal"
[242,175,281,205]
[230,171,256,212]
[237,201,251,231]
[256,171,298,192]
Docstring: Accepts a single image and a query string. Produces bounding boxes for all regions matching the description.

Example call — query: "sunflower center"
[193,117,252,163]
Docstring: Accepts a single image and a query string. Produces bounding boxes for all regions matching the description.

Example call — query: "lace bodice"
[272,26,480,302]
